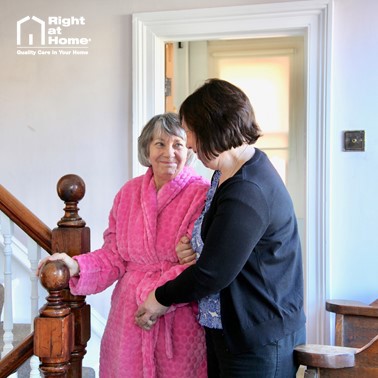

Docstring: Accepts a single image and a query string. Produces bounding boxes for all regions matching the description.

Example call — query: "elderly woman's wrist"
[71,259,80,277]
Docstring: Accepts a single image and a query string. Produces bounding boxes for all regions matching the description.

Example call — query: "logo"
[16,16,91,56]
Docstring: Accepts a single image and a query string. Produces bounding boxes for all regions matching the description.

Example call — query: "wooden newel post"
[52,174,91,377]
[34,260,74,377]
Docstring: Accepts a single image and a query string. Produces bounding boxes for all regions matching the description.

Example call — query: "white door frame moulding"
[132,0,333,344]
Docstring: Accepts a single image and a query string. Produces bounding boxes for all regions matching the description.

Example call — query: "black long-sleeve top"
[155,148,306,353]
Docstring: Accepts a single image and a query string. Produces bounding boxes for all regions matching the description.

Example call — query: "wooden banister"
[0,184,52,253]
[0,333,34,377]
[0,174,91,377]
[51,174,91,378]
[34,260,74,377]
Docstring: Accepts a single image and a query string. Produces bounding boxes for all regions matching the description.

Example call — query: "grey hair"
[138,112,195,167]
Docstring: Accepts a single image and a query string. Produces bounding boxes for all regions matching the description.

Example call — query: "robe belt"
[127,260,176,272]
[128,260,177,377]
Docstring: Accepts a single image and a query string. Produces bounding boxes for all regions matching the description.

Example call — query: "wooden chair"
[295,299,378,377]
[327,299,378,347]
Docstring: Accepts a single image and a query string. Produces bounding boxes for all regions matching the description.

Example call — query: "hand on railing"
[39,260,71,295]
[37,252,80,278]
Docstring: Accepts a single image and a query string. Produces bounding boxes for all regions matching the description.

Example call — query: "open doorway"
[165,36,306,253]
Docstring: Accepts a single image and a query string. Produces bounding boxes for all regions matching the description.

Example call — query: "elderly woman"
[38,113,209,377]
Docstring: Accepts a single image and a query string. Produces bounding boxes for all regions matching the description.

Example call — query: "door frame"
[132,0,333,344]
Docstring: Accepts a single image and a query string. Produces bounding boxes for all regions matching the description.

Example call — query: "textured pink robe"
[69,167,209,377]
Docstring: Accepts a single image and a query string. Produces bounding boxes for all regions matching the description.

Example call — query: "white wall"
[329,0,378,302]
[1,0,378,373]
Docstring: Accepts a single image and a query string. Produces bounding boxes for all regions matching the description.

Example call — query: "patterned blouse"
[191,170,222,329]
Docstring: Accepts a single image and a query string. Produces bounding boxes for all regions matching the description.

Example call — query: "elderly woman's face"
[149,131,188,189]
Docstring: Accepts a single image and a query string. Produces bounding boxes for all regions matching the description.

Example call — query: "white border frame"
[132,0,332,343]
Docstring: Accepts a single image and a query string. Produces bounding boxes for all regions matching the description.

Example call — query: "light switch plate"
[343,130,365,151]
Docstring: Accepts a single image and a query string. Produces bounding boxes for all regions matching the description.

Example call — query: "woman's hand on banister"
[37,252,80,277]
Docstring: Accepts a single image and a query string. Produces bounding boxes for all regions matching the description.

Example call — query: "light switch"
[343,130,365,151]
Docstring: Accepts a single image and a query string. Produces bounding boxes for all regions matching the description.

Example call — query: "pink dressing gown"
[69,166,209,377]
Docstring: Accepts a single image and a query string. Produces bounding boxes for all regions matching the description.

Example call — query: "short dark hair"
[138,112,195,167]
[179,79,262,161]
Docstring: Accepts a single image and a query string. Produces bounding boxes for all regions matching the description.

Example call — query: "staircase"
[0,175,95,377]
[0,253,96,378]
